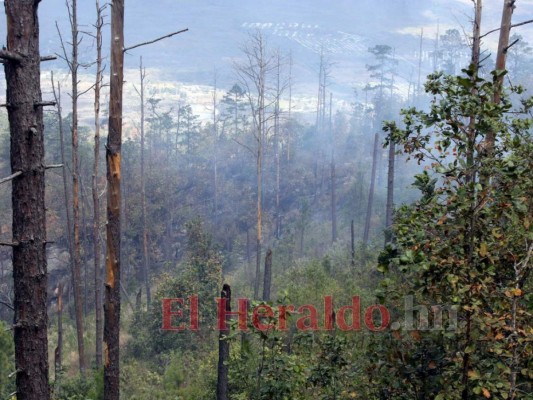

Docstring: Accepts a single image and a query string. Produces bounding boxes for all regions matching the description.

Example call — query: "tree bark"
[363,132,379,245]
[3,1,50,398]
[262,249,273,301]
[487,0,515,154]
[216,284,231,400]
[104,1,124,398]
[93,0,104,368]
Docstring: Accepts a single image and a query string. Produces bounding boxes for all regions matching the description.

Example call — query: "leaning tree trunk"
[216,284,231,400]
[2,1,50,398]
[104,0,124,399]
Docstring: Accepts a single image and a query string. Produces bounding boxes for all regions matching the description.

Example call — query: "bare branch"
[56,21,72,70]
[0,300,14,311]
[505,38,520,53]
[0,242,19,247]
[0,171,22,185]
[480,19,533,39]
[45,164,64,170]
[40,55,57,62]
[124,28,189,53]
[231,137,256,155]
[34,101,57,107]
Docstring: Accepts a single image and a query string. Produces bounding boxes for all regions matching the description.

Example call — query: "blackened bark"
[262,249,273,302]
[216,284,231,400]
[93,0,104,368]
[104,1,124,399]
[3,1,50,398]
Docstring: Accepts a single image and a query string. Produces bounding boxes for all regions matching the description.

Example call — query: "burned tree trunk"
[216,284,231,400]
[363,132,379,246]
[93,0,104,368]
[2,0,50,398]
[262,249,273,302]
[104,0,124,398]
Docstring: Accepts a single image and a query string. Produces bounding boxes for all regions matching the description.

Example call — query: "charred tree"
[216,284,231,400]
[262,249,273,301]
[93,0,105,367]
[104,0,125,398]
[2,0,50,398]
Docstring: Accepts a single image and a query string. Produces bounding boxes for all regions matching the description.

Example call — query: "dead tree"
[1,0,52,398]
[103,8,188,396]
[234,31,277,299]
[262,249,273,301]
[56,0,87,375]
[216,284,231,400]
[51,73,74,290]
[363,132,379,246]
[104,1,125,398]
[93,0,105,368]
[135,56,151,307]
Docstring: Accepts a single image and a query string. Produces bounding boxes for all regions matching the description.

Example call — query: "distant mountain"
[0,0,530,116]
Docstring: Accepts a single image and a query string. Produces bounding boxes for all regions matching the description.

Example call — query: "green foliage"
[52,369,103,400]
[373,66,533,399]
[0,320,15,399]
[127,218,222,359]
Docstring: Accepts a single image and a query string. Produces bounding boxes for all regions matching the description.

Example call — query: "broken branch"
[0,171,22,185]
[124,28,189,52]
[0,49,23,63]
